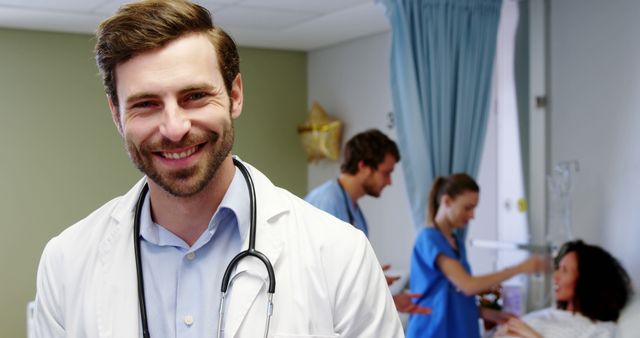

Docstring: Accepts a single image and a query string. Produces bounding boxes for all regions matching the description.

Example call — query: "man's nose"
[159,104,190,142]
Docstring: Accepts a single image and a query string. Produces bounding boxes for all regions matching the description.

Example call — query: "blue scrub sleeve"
[415,229,456,270]
[306,195,340,216]
[304,182,343,218]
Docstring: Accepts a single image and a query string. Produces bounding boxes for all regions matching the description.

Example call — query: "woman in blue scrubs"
[406,173,545,338]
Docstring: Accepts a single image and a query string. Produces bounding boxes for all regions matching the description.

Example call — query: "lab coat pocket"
[272,334,339,338]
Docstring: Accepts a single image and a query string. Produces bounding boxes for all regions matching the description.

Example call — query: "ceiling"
[0,0,390,51]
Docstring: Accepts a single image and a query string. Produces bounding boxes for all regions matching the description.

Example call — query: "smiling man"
[32,1,403,337]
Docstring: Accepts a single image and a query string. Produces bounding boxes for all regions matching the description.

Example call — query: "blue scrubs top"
[304,179,369,236]
[406,227,480,338]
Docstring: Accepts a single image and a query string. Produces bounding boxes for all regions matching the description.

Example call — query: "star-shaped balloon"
[297,102,343,162]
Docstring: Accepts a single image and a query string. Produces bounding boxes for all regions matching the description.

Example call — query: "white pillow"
[617,295,640,338]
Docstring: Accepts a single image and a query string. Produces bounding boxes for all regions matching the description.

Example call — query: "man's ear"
[229,73,243,119]
[107,95,124,137]
[357,160,372,175]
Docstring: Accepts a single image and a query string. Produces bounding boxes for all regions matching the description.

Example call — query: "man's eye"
[187,92,207,101]
[132,101,155,109]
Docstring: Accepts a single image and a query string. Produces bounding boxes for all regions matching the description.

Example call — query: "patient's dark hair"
[555,240,633,322]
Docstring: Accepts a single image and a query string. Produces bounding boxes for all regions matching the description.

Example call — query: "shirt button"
[186,252,196,260]
[184,314,194,326]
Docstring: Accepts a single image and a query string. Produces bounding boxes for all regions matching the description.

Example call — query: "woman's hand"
[479,307,516,325]
[517,255,547,275]
[496,317,542,338]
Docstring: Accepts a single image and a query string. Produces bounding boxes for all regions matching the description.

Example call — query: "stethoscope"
[133,158,276,338]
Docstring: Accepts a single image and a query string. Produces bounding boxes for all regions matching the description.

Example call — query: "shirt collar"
[216,167,250,243]
[139,167,250,247]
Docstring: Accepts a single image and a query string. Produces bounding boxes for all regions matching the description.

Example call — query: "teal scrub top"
[406,227,480,338]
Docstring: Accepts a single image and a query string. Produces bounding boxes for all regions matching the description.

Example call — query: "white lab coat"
[34,163,403,338]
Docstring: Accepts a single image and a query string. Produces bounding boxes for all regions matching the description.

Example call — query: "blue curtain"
[378,0,502,235]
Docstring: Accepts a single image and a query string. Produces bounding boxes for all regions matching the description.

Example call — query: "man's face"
[362,153,396,198]
[109,33,243,197]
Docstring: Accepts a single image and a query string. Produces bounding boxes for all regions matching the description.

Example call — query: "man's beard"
[126,120,234,197]
[363,177,382,198]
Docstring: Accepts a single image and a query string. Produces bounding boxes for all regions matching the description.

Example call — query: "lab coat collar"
[107,177,147,234]
[96,177,146,338]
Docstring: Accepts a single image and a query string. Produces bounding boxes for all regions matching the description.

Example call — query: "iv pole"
[469,160,579,311]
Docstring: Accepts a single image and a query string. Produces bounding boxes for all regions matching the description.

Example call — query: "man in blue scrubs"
[305,129,430,315]
[305,129,398,237]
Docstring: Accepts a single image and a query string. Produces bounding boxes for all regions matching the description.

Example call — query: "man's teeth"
[162,147,196,159]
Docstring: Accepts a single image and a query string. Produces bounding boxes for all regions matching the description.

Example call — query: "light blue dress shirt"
[304,179,368,237]
[139,168,249,338]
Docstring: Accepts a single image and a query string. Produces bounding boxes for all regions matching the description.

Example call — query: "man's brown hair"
[94,0,240,108]
[340,129,400,175]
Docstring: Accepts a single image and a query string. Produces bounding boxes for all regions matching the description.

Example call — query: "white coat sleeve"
[33,237,65,338]
[324,230,404,337]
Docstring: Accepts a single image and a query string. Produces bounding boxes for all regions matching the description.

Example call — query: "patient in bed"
[494,240,632,338]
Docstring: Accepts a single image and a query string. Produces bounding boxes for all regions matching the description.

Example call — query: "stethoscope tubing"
[134,158,275,338]
[133,182,151,338]
[221,158,276,294]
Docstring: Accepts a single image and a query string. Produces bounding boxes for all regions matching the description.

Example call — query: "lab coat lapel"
[224,164,286,338]
[96,178,146,338]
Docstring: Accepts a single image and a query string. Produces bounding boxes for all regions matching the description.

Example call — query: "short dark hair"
[340,129,400,174]
[427,173,479,225]
[555,240,632,322]
[94,0,239,109]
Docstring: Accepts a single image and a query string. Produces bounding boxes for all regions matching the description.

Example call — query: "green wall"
[0,28,307,337]
[235,47,308,196]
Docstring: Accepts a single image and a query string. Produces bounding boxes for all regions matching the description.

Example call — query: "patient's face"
[554,251,578,306]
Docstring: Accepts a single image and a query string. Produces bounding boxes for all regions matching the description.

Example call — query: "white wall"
[550,0,640,289]
[307,32,415,280]
[307,31,499,283]
[468,102,499,276]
